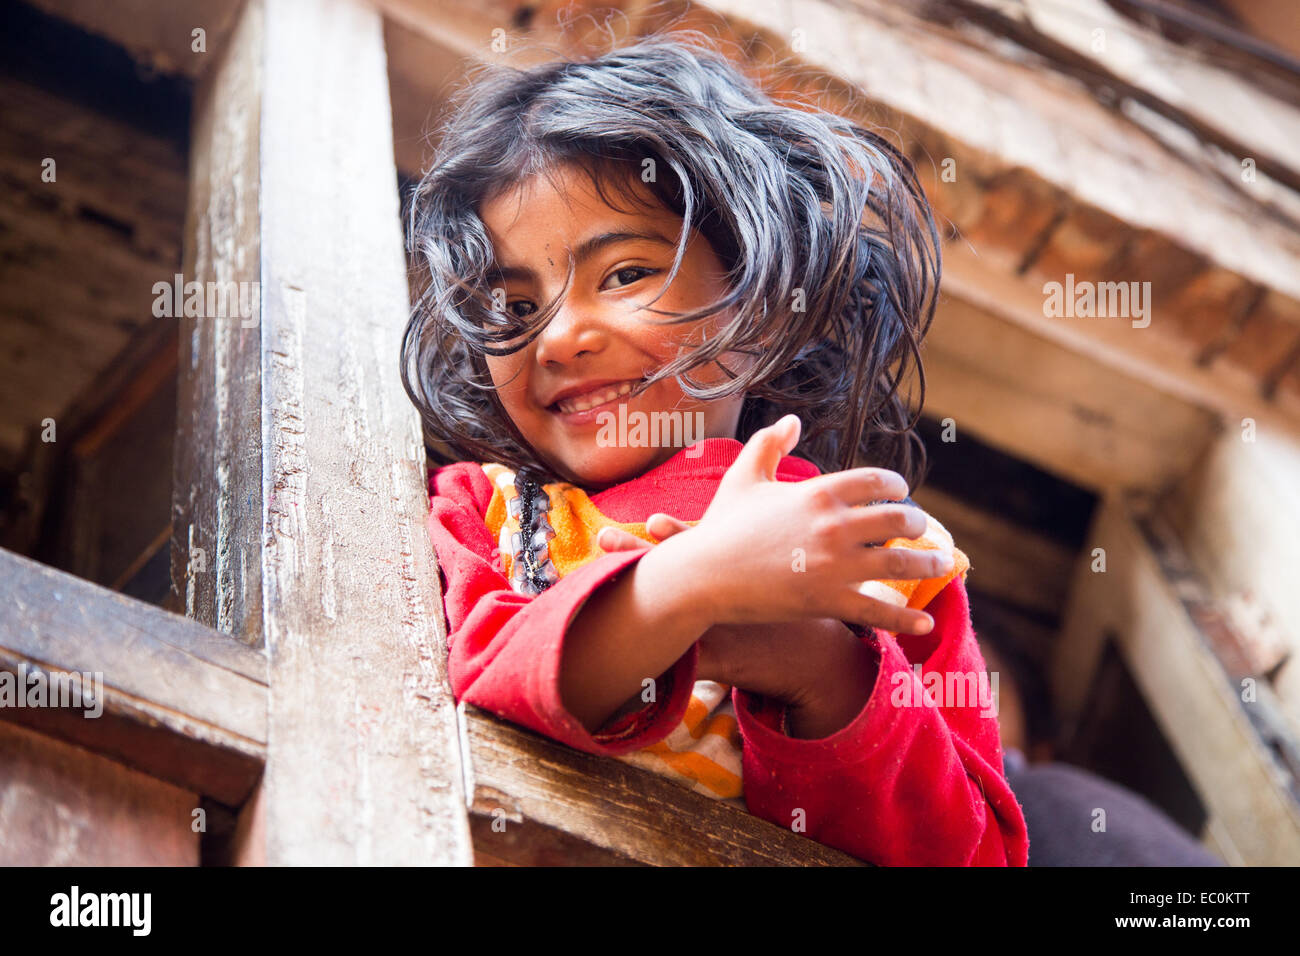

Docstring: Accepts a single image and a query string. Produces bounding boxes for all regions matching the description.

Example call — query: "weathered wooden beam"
[950,0,1300,194]
[721,0,1300,302]
[460,705,864,866]
[24,0,241,78]
[0,546,266,806]
[940,241,1300,432]
[922,288,1221,492]
[254,0,472,864]
[171,0,264,644]
[1051,495,1300,866]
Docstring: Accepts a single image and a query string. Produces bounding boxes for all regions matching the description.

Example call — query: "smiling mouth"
[549,379,645,415]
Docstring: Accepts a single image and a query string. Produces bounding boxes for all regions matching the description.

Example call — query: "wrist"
[638,529,723,633]
[786,623,879,739]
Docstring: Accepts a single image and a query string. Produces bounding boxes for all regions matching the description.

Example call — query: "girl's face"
[479,162,750,490]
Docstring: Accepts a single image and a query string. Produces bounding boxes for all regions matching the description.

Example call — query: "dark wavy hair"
[401,31,940,489]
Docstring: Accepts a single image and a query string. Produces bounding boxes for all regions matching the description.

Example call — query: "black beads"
[511,468,559,595]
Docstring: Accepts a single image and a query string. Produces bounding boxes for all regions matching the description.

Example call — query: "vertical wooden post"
[172,0,264,644]
[178,0,473,864]
[257,0,471,864]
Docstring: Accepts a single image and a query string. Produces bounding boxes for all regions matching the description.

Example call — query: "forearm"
[560,534,717,733]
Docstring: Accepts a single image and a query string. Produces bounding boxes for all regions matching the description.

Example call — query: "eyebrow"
[489,229,677,282]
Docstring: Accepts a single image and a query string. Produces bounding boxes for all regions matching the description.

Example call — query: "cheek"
[483,357,532,415]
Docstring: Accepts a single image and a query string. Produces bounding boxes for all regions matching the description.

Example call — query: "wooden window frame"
[9,0,1300,867]
[1,0,859,867]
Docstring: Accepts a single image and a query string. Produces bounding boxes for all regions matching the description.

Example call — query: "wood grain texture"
[940,241,1300,437]
[1160,427,1300,741]
[922,289,1220,492]
[0,720,199,866]
[1052,495,1300,865]
[461,705,865,866]
[256,0,472,864]
[0,546,266,805]
[998,0,1300,191]
[171,0,265,645]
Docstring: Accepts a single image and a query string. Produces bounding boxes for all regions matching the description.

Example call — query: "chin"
[556,447,660,489]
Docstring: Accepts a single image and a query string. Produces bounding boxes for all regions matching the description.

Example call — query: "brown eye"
[508,300,537,318]
[602,266,655,290]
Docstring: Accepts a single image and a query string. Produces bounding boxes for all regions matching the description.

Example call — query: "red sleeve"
[731,576,1030,866]
[427,461,699,756]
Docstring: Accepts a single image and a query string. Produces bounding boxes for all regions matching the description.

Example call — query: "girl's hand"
[599,516,749,686]
[689,616,879,742]
[600,517,816,691]
[599,509,881,739]
[600,415,950,636]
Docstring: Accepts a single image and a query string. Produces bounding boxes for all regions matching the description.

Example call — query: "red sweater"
[426,437,1029,866]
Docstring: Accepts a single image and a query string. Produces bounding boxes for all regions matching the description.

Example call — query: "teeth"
[556,380,638,414]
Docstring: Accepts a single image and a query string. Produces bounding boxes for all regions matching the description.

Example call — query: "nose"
[533,292,609,368]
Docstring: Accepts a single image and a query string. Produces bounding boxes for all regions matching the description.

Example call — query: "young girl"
[401,33,1028,866]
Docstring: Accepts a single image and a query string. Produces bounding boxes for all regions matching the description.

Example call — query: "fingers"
[728,413,801,485]
[806,466,910,508]
[849,543,954,584]
[597,514,691,552]
[645,513,690,540]
[596,526,651,552]
[840,502,928,545]
[835,589,936,635]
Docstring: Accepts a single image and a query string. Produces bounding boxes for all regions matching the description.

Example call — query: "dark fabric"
[1003,748,1224,867]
